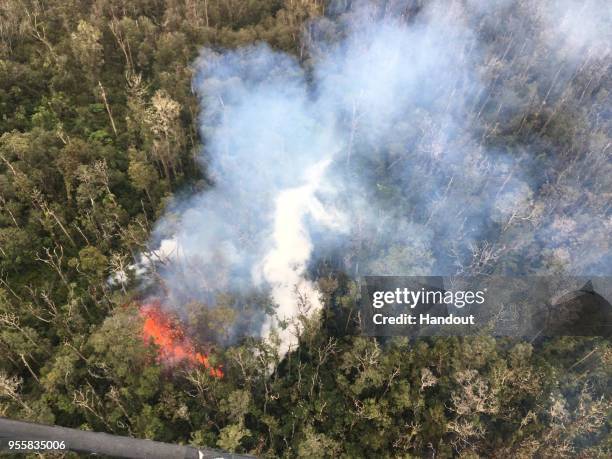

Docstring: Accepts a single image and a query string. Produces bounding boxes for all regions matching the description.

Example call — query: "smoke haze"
[145,0,611,350]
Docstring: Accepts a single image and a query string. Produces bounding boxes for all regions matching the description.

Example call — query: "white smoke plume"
[255,159,346,352]
[143,0,611,350]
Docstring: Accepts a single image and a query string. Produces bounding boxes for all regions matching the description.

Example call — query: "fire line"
[139,303,223,378]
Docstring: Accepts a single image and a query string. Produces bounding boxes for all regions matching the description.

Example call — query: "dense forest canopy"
[0,0,610,457]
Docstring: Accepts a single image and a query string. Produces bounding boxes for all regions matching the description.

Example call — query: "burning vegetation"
[1,0,611,457]
[139,302,223,378]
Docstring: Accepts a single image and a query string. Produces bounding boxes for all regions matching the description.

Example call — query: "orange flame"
[139,303,223,378]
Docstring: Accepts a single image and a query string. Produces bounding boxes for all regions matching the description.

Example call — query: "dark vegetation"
[0,1,610,457]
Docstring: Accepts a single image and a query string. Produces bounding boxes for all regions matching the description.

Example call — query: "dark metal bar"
[0,417,255,459]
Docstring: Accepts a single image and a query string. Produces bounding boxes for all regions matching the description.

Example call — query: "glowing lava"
[139,303,223,378]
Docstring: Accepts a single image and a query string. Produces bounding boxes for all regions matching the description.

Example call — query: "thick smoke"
[145,0,611,351]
